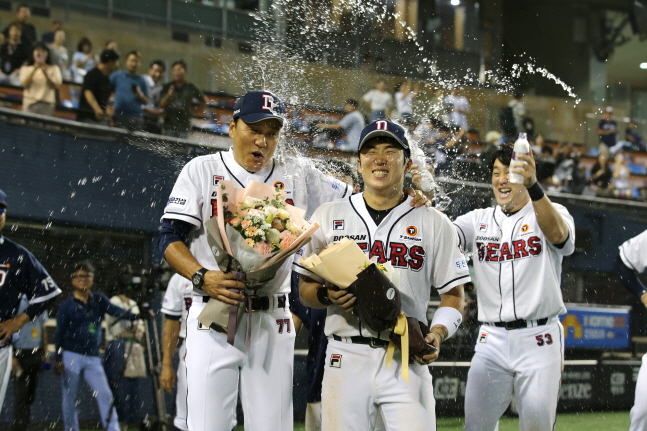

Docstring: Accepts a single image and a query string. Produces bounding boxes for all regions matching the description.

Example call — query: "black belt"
[332,334,389,348]
[202,294,286,312]
[492,317,549,330]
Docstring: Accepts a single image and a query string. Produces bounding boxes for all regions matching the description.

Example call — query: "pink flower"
[241,220,251,229]
[279,230,295,240]
[229,217,241,227]
[279,231,297,249]
[248,208,264,217]
[238,210,248,219]
[253,241,272,255]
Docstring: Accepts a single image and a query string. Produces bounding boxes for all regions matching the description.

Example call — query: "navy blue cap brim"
[358,130,409,152]
[238,112,285,125]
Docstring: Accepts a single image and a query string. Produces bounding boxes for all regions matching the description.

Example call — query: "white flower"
[286,220,304,236]
[242,196,262,208]
[276,209,290,220]
[264,205,279,218]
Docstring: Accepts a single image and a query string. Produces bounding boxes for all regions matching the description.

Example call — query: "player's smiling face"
[358,140,411,193]
[492,159,529,212]
[229,118,282,172]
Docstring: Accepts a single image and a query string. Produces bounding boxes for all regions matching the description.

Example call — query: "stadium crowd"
[0,2,645,201]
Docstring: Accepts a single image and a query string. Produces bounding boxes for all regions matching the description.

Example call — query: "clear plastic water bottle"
[509,133,530,184]
[410,144,435,192]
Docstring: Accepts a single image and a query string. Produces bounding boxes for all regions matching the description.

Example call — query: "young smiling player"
[297,120,468,431]
[453,144,575,431]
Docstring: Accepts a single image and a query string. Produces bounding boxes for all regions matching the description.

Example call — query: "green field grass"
[234,411,631,431]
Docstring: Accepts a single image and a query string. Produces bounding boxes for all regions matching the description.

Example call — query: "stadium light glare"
[641,63,647,69]
[451,0,460,5]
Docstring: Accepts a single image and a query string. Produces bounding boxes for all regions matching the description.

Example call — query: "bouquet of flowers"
[300,239,428,382]
[199,180,319,345]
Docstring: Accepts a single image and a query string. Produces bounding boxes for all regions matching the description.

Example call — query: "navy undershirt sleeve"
[614,255,647,298]
[158,219,194,256]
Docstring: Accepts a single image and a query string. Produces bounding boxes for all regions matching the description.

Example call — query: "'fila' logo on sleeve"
[213,175,224,185]
[376,120,388,130]
[330,354,342,368]
[478,223,487,231]
[333,220,344,230]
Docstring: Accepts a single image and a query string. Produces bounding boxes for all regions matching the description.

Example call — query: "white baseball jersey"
[161,148,351,296]
[453,200,575,323]
[620,229,647,274]
[161,273,193,338]
[295,193,470,339]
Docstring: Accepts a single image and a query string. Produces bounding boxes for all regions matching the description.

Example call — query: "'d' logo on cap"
[262,94,276,113]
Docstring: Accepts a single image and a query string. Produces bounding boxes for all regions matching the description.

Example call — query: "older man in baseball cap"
[0,188,61,412]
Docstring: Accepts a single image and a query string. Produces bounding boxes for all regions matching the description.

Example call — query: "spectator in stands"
[160,60,204,138]
[361,78,392,121]
[552,142,585,194]
[443,87,470,131]
[77,49,119,124]
[589,152,613,196]
[54,261,140,431]
[11,294,49,431]
[0,23,30,85]
[625,119,645,152]
[2,4,36,48]
[414,116,442,147]
[19,42,62,116]
[612,152,632,198]
[104,40,119,54]
[47,29,69,81]
[540,145,555,163]
[480,130,503,168]
[394,79,417,125]
[315,99,365,151]
[596,106,618,153]
[142,60,166,134]
[41,19,63,44]
[103,288,145,428]
[71,37,96,84]
[111,50,148,130]
[508,92,526,135]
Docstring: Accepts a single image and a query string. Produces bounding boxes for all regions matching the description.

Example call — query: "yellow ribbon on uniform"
[386,311,409,382]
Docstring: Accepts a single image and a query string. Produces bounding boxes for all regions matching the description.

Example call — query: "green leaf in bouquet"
[266,214,274,224]
[222,192,228,203]
[271,199,280,208]
[224,210,233,219]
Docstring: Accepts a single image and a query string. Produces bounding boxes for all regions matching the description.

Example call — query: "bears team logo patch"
[213,175,224,185]
[330,354,342,368]
[406,226,418,236]
[273,181,285,190]
[478,223,487,231]
[521,224,530,233]
[333,220,344,230]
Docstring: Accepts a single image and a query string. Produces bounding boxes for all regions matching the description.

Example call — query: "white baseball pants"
[185,298,295,431]
[464,318,564,431]
[630,353,647,431]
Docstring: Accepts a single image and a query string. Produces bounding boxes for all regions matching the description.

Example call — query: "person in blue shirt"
[0,188,62,412]
[11,295,49,431]
[54,261,140,431]
[109,50,148,130]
